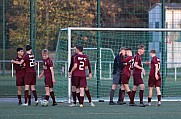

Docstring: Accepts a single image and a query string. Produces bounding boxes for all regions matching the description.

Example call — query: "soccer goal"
[54,27,181,103]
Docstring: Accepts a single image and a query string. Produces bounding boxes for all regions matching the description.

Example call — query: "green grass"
[0,102,181,119]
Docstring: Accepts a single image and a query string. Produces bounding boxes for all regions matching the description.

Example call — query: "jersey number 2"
[79,61,84,70]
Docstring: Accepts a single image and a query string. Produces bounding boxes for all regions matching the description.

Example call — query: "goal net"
[54,27,181,103]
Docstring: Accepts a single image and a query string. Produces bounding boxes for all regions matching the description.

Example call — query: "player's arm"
[69,63,77,77]
[155,64,159,80]
[39,71,44,79]
[87,58,92,79]
[50,67,56,84]
[134,62,146,75]
[68,56,74,76]
[11,59,24,65]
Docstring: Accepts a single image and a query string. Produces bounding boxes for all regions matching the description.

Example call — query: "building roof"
[149,3,181,11]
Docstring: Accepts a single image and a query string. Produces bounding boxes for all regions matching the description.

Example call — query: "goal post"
[54,27,181,103]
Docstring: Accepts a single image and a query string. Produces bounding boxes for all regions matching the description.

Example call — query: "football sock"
[157,95,161,102]
[110,89,115,102]
[50,91,56,103]
[72,92,76,104]
[127,91,133,103]
[44,95,50,101]
[76,93,80,102]
[32,90,38,101]
[132,90,136,102]
[28,95,31,104]
[85,90,92,103]
[139,90,144,104]
[17,95,21,103]
[79,96,84,105]
[148,97,152,103]
[121,90,125,102]
[24,90,28,104]
[118,89,122,102]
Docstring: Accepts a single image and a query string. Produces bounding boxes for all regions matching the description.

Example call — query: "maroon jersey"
[149,56,160,76]
[73,54,90,77]
[69,54,77,72]
[14,56,25,78]
[122,56,134,77]
[23,53,36,72]
[43,57,53,78]
[133,52,143,74]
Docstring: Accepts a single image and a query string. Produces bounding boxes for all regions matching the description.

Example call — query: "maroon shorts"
[71,76,75,86]
[44,77,53,88]
[121,74,130,84]
[133,73,144,86]
[25,72,36,85]
[16,76,25,86]
[148,76,161,87]
[74,76,87,88]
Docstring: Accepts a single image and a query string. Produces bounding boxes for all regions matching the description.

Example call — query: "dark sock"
[50,91,56,103]
[139,90,144,104]
[132,90,136,103]
[44,95,50,101]
[118,89,122,102]
[24,90,28,104]
[157,95,161,102]
[127,91,133,103]
[17,95,21,103]
[72,92,76,104]
[121,90,125,102]
[148,97,152,103]
[79,96,84,105]
[110,89,115,102]
[85,90,92,103]
[76,93,80,102]
[32,90,38,101]
[28,95,31,104]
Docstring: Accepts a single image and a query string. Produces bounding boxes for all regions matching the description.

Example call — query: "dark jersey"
[149,56,160,76]
[73,54,90,77]
[133,52,143,74]
[122,56,134,77]
[68,54,77,72]
[23,53,36,72]
[112,53,124,75]
[43,57,53,78]
[14,56,26,78]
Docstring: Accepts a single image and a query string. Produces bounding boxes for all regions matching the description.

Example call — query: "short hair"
[150,49,156,54]
[120,47,126,51]
[137,44,145,49]
[73,45,78,48]
[76,45,83,52]
[17,48,23,52]
[26,45,32,51]
[42,49,49,54]
[126,48,132,51]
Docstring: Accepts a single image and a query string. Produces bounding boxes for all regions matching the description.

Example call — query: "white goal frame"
[61,27,181,103]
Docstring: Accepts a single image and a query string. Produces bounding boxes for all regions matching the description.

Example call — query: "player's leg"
[79,87,85,107]
[85,86,95,107]
[17,86,22,105]
[72,86,77,104]
[130,85,138,106]
[50,88,57,106]
[30,85,38,106]
[22,85,30,106]
[139,84,145,107]
[117,84,126,105]
[124,84,133,104]
[156,87,161,106]
[44,86,50,101]
[28,89,31,105]
[146,87,153,106]
[109,84,117,105]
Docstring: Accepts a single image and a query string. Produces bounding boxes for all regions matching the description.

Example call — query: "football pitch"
[0,101,181,119]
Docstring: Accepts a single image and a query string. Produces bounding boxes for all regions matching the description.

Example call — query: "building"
[148,3,181,68]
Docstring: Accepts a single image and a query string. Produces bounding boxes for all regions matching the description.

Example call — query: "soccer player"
[146,49,162,106]
[68,45,95,107]
[39,49,57,106]
[109,47,126,105]
[12,45,38,106]
[131,45,146,107]
[69,45,92,107]
[121,48,134,104]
